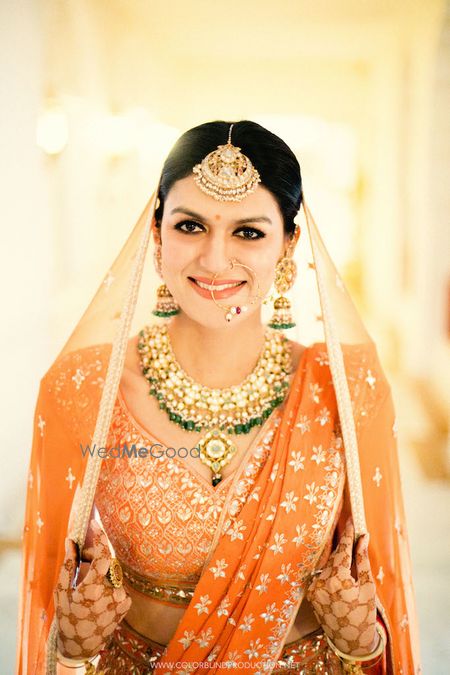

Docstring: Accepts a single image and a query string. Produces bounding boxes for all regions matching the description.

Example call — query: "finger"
[78,521,111,587]
[355,534,374,584]
[80,545,94,562]
[56,539,78,591]
[329,517,354,568]
[90,519,111,559]
[76,561,92,585]
[111,585,131,605]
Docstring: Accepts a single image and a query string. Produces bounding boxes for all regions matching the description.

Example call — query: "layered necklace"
[138,324,293,485]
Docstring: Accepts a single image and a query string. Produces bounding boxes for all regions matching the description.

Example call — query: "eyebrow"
[170,207,272,226]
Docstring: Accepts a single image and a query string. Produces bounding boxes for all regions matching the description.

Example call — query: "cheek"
[244,243,282,280]
[160,232,192,273]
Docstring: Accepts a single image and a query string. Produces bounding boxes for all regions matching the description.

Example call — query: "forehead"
[163,175,283,222]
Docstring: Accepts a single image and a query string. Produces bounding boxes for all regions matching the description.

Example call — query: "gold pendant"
[197,429,237,486]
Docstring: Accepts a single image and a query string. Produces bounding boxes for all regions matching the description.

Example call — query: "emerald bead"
[186,421,195,430]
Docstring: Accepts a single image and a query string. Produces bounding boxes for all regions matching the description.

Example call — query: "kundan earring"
[268,224,300,330]
[151,240,180,318]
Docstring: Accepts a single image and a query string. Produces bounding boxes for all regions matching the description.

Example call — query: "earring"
[268,226,299,330]
[152,284,180,318]
[151,242,180,318]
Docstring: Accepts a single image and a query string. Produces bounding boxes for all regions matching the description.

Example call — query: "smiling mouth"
[188,277,246,292]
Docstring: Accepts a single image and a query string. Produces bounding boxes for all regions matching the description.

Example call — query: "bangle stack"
[324,623,386,673]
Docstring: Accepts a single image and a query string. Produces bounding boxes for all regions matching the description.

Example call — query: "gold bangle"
[56,650,97,671]
[325,623,386,664]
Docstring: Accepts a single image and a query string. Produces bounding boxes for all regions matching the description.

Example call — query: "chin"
[175,304,256,329]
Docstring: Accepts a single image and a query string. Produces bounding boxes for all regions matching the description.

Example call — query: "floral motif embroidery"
[311,445,326,464]
[288,451,305,472]
[295,415,311,434]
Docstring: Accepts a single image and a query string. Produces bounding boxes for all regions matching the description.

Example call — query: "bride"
[17,121,420,674]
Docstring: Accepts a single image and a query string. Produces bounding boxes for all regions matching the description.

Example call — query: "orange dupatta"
[155,342,420,674]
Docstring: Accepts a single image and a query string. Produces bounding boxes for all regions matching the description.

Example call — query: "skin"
[58,174,377,655]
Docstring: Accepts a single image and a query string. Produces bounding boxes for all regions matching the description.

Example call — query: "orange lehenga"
[17,337,420,673]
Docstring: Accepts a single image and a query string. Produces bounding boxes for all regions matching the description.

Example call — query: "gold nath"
[192,123,261,201]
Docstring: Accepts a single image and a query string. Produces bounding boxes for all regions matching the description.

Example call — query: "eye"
[234,227,266,240]
[174,220,204,234]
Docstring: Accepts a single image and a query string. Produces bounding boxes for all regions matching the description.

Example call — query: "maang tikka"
[268,224,300,330]
[192,123,261,201]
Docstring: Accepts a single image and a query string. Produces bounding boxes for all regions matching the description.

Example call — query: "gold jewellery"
[138,324,292,485]
[209,258,264,323]
[106,557,123,589]
[324,623,387,673]
[192,123,261,202]
[152,241,180,319]
[268,223,299,330]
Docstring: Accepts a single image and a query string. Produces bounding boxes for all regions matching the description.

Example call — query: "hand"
[306,517,377,657]
[53,519,132,659]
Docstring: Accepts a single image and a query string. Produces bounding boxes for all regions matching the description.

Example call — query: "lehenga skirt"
[95,619,343,674]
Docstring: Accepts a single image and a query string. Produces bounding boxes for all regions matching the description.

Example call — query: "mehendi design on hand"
[53,519,132,659]
[306,517,377,656]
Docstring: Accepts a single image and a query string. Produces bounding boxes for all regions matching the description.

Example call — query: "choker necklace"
[138,324,292,485]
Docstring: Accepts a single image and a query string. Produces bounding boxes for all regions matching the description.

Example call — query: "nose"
[198,231,234,276]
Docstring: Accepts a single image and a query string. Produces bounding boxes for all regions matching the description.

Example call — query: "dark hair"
[155,120,302,236]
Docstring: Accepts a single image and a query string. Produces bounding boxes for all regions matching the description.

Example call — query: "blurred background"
[1,0,449,672]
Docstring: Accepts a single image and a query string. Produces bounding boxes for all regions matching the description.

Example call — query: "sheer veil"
[16,137,420,674]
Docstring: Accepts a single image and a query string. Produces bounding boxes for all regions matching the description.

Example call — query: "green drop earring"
[151,242,180,318]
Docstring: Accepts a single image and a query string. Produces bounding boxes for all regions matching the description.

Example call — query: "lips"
[189,276,245,286]
[187,276,246,300]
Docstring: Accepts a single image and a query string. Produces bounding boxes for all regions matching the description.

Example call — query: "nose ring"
[210,258,263,322]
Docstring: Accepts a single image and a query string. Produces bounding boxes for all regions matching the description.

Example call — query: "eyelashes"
[173,220,266,240]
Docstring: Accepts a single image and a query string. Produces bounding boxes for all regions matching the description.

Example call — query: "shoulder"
[42,342,112,393]
[287,338,308,372]
[123,334,141,377]
[286,338,330,376]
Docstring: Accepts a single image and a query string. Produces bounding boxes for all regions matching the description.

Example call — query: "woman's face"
[156,175,291,329]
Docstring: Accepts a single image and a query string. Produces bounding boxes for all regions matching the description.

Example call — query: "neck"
[166,312,266,388]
